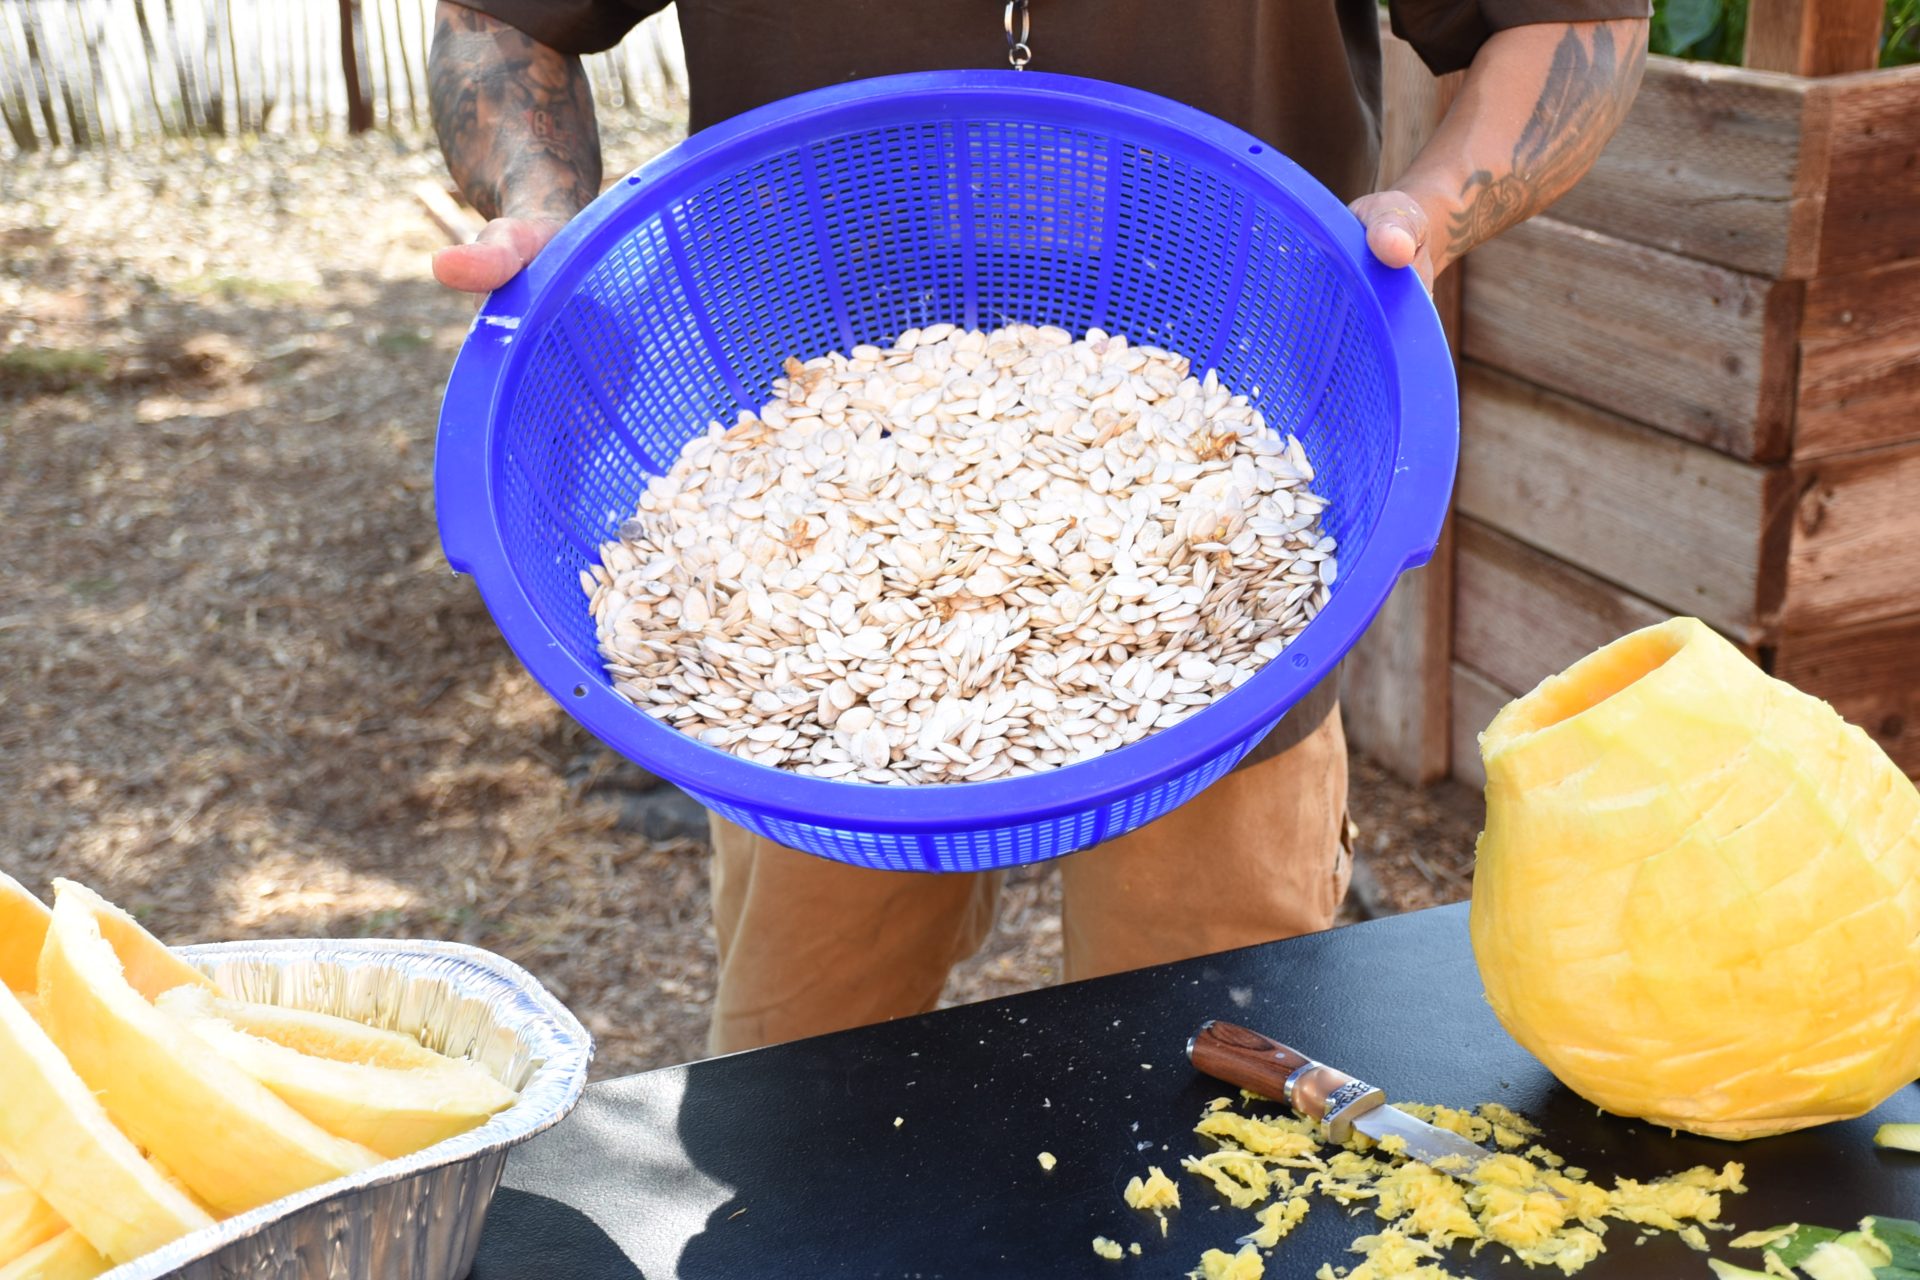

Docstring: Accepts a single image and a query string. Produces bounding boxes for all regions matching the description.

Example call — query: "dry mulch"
[0,117,1478,1079]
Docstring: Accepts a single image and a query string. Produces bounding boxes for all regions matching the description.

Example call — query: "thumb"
[1351,192,1432,280]
[431,216,567,294]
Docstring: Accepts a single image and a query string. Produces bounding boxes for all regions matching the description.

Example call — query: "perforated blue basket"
[436,71,1457,872]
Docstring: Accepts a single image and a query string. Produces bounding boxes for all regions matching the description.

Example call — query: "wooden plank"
[1548,56,1824,279]
[1344,521,1455,783]
[1796,258,1920,459]
[1454,364,1790,640]
[1462,218,1800,461]
[1339,26,1461,785]
[414,179,484,245]
[1783,440,1920,630]
[1373,18,1465,182]
[1773,613,1920,778]
[1448,664,1512,792]
[1452,520,1675,697]
[1814,67,1920,275]
[1744,0,1883,76]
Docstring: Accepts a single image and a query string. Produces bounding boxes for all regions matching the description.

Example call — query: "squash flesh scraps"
[0,1231,108,1280]
[0,986,214,1265]
[37,880,379,1216]
[1470,618,1920,1140]
[0,874,50,995]
[155,985,518,1158]
[1100,1095,1745,1279]
[1194,1242,1265,1279]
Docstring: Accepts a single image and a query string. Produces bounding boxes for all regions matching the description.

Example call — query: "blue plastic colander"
[435,71,1457,872]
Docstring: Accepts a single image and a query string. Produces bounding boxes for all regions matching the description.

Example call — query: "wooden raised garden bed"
[1348,4,1920,786]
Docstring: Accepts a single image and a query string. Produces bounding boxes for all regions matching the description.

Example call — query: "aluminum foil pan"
[102,938,593,1280]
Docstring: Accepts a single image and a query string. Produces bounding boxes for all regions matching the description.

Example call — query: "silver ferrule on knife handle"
[1284,1061,1387,1143]
[1185,1021,1388,1144]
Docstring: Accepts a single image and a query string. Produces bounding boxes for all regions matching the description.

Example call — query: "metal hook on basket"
[1004,0,1032,69]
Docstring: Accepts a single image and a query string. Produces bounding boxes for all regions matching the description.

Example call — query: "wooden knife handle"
[1187,1020,1384,1139]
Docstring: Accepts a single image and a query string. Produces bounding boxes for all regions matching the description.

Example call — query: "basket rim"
[434,69,1457,837]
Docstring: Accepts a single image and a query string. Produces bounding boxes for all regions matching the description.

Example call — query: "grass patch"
[176,273,316,304]
[373,327,432,354]
[0,347,110,394]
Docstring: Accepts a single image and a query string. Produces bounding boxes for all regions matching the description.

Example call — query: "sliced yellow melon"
[157,985,518,1158]
[37,880,380,1216]
[0,985,214,1264]
[0,873,51,994]
[0,1167,65,1266]
[0,1230,108,1280]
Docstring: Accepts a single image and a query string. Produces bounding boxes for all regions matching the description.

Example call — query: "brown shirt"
[457,0,1642,757]
[457,0,1644,203]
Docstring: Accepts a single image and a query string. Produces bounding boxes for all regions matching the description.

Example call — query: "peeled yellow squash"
[0,1231,108,1280]
[0,984,214,1264]
[157,985,518,1158]
[37,880,380,1216]
[1470,617,1920,1140]
[0,873,51,993]
[0,1167,65,1266]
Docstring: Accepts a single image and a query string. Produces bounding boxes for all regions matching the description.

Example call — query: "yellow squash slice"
[0,985,214,1264]
[0,873,51,994]
[37,880,381,1216]
[157,985,518,1158]
[0,1166,65,1267]
[0,1230,109,1280]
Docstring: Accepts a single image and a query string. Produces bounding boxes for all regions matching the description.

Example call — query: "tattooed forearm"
[429,1,601,222]
[1443,22,1647,261]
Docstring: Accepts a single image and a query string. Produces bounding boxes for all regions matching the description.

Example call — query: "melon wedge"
[0,1231,108,1280]
[0,1167,65,1266]
[0,873,51,994]
[37,880,380,1216]
[0,985,214,1264]
[157,985,518,1159]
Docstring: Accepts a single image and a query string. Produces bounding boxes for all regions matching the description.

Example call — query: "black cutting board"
[473,904,1920,1278]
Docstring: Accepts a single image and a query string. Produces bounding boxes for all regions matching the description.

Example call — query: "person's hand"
[431,215,572,294]
[1348,191,1436,291]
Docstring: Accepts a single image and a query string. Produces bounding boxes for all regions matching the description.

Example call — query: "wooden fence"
[0,0,685,155]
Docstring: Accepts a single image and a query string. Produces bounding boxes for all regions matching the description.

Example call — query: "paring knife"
[1187,1019,1497,1180]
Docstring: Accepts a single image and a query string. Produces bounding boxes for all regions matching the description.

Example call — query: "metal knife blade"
[1186,1019,1498,1184]
[1347,1102,1495,1175]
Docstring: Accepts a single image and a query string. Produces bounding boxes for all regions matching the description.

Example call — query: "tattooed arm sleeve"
[1389,19,1648,276]
[428,1,602,223]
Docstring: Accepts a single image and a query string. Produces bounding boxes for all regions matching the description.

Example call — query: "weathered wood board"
[1547,57,1920,281]
[1448,664,1511,792]
[1340,25,1460,785]
[1815,66,1920,276]
[1796,258,1920,459]
[1744,0,1884,77]
[1783,440,1920,631]
[1462,218,1800,461]
[1454,365,1791,641]
[1452,520,1676,698]
[1548,57,1822,279]
[1774,613,1920,777]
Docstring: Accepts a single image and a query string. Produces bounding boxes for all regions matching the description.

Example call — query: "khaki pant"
[705,707,1352,1055]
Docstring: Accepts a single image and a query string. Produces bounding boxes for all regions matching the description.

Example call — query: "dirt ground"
[0,119,1482,1079]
